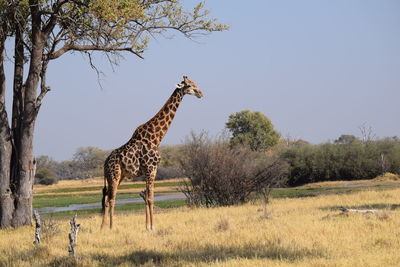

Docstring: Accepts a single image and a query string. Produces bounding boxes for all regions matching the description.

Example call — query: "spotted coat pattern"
[101,76,203,230]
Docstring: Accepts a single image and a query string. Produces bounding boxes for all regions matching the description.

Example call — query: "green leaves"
[89,0,145,24]
[226,110,280,151]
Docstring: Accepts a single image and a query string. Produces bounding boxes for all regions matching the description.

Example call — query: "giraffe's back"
[104,140,160,180]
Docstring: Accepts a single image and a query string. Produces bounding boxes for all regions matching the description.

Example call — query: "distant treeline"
[280,136,400,185]
[35,135,400,186]
[35,146,183,185]
[35,147,108,184]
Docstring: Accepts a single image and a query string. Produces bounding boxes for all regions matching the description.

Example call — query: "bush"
[35,167,58,185]
[179,132,288,207]
[156,167,183,180]
[281,137,400,185]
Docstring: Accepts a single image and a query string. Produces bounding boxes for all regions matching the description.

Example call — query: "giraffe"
[101,76,204,230]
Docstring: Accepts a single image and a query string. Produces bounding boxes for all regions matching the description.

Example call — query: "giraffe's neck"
[133,88,184,147]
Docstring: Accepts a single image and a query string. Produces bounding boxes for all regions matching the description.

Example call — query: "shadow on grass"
[2,245,79,267]
[90,241,325,266]
[321,203,400,211]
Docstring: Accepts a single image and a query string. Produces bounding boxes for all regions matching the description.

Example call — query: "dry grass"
[34,178,183,191]
[2,188,400,266]
[373,172,400,182]
[301,172,400,189]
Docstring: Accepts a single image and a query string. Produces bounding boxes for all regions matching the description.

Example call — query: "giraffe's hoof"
[146,225,154,231]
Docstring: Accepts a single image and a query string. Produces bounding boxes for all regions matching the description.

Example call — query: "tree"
[72,146,108,178]
[334,134,359,145]
[35,167,57,185]
[226,110,280,151]
[35,155,57,169]
[0,0,227,228]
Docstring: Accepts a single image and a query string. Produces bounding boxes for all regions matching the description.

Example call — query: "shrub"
[281,137,400,185]
[179,132,288,207]
[35,167,58,185]
[156,167,183,180]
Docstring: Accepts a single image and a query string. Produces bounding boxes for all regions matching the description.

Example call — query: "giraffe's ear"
[176,83,184,88]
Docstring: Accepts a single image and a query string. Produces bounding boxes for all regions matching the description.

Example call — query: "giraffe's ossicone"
[101,76,204,230]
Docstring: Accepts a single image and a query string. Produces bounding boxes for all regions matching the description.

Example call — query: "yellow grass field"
[1,186,400,266]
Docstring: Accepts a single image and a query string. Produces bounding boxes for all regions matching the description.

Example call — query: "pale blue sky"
[5,0,400,160]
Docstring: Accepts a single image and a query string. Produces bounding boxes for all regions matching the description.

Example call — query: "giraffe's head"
[176,76,204,98]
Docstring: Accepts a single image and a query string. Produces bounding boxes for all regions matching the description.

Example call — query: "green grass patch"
[42,199,187,217]
[156,199,186,209]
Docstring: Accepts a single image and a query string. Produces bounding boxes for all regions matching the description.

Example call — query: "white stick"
[33,210,41,245]
[68,214,80,257]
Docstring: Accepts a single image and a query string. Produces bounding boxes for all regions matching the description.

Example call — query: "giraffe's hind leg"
[101,163,121,230]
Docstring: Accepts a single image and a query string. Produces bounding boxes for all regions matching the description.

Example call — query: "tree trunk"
[11,124,36,227]
[10,20,44,227]
[0,38,14,228]
[0,11,44,227]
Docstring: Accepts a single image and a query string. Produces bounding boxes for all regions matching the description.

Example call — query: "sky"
[4,0,400,161]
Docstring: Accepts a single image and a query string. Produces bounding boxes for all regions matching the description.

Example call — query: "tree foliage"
[72,146,108,178]
[281,136,400,185]
[35,167,57,185]
[226,110,280,151]
[334,134,359,145]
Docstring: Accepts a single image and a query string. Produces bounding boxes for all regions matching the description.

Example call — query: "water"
[36,193,185,214]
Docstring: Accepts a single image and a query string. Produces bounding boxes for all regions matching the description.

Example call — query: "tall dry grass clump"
[1,188,400,266]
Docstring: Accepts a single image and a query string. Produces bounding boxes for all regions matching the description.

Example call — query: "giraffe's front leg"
[108,180,119,230]
[145,170,156,230]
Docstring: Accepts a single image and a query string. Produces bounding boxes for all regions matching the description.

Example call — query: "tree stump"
[33,210,41,245]
[68,214,80,257]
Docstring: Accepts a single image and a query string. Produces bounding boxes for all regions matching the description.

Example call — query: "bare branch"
[84,51,105,89]
[49,44,144,60]
[35,60,50,109]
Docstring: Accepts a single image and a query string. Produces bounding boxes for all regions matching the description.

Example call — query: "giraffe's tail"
[101,176,108,214]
